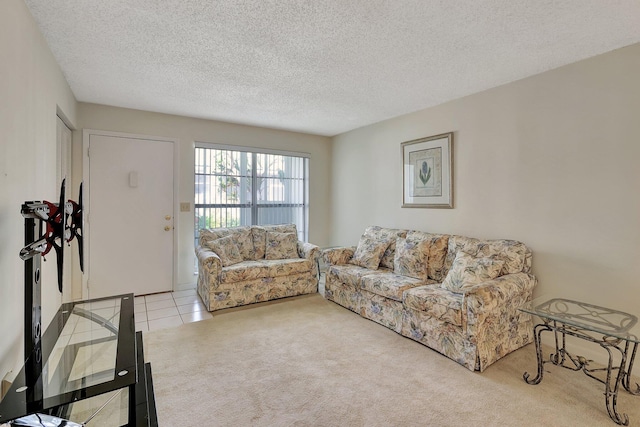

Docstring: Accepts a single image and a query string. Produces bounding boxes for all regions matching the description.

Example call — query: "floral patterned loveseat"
[324,226,537,372]
[196,224,320,311]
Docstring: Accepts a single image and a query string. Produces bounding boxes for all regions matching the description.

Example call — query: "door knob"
[165,215,172,220]
[164,226,171,231]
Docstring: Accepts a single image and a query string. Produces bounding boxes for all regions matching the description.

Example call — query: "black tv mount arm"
[19,179,83,361]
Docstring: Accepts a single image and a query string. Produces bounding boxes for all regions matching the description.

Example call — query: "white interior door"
[87,132,174,298]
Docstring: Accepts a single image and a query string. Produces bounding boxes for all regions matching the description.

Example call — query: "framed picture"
[401,132,453,208]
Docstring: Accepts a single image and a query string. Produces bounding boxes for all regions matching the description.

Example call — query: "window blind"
[194,144,309,248]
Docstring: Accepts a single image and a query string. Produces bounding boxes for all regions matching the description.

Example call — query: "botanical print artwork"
[401,132,453,208]
[409,147,442,197]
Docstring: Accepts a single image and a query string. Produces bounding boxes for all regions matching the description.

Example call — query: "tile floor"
[134,284,213,332]
[135,274,326,333]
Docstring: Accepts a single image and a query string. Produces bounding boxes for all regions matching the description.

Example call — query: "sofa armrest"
[195,245,222,287]
[463,272,537,331]
[323,246,356,266]
[298,241,320,277]
[196,245,221,269]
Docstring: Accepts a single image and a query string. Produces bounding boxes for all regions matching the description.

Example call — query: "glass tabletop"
[0,294,137,424]
[520,296,640,344]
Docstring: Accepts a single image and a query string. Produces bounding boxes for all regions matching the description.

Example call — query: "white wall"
[73,104,332,293]
[331,43,640,316]
[0,0,77,382]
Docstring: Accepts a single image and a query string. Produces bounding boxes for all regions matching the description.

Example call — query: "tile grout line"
[134,288,210,332]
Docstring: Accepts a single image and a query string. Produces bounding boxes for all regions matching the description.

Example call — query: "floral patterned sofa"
[323,226,537,372]
[196,224,320,311]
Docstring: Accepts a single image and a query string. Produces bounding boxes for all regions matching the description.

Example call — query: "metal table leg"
[523,321,638,425]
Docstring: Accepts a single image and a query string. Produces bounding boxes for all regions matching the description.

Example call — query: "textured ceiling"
[24,0,640,136]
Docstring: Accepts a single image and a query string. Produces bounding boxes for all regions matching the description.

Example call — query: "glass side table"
[0,294,156,426]
[520,297,640,425]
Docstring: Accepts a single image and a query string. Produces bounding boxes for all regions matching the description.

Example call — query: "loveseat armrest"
[323,246,356,266]
[195,244,224,311]
[195,245,222,290]
[196,245,222,272]
[298,241,321,277]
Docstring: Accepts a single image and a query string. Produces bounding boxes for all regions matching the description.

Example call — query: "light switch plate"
[180,202,191,212]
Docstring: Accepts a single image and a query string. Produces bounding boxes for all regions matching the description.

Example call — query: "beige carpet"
[143,294,640,426]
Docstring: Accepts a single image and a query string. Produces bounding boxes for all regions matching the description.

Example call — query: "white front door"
[86,131,174,298]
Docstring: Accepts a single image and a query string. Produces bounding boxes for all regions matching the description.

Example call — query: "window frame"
[194,142,310,244]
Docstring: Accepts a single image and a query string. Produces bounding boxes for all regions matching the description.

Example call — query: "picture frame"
[401,132,453,208]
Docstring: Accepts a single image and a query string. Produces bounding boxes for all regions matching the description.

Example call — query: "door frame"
[82,129,179,299]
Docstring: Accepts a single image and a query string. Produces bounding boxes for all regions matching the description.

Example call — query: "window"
[194,144,309,246]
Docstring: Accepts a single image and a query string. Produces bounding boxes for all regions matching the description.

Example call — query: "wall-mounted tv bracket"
[65,182,84,273]
[18,180,83,367]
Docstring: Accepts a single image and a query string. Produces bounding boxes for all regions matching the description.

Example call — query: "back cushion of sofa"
[393,236,429,280]
[199,226,254,260]
[205,235,244,267]
[252,224,298,259]
[485,240,530,274]
[199,227,230,246]
[405,231,449,282]
[265,231,300,259]
[444,235,530,276]
[363,226,408,269]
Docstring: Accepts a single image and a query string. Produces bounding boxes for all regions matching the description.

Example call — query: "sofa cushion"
[350,233,393,270]
[444,235,528,276]
[235,227,257,260]
[206,235,244,267]
[393,237,429,280]
[328,264,392,288]
[265,231,299,260]
[362,226,408,269]
[219,259,312,284]
[220,261,267,283]
[201,226,254,260]
[441,251,505,293]
[405,231,449,282]
[198,227,232,246]
[403,285,465,327]
[360,273,426,301]
[259,259,312,278]
[323,246,355,266]
[252,224,298,259]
